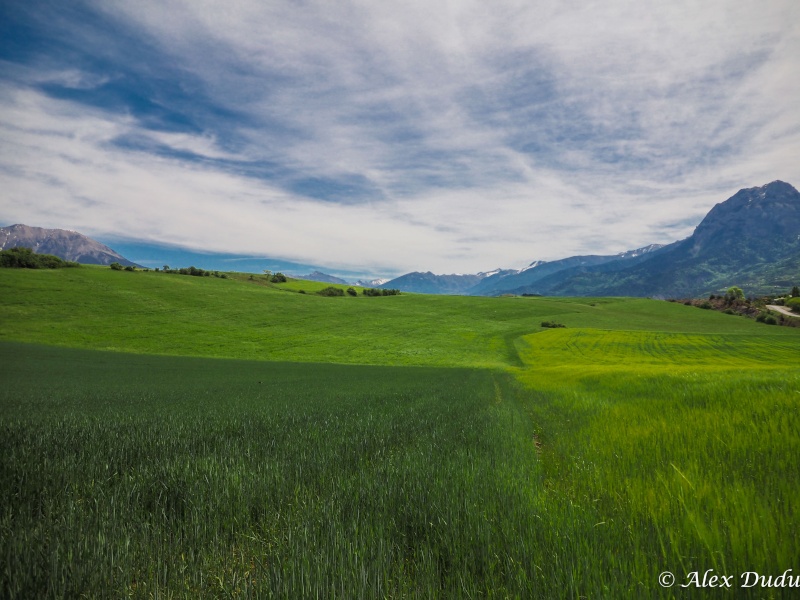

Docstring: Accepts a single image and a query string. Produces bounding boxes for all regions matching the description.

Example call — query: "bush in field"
[346,287,357,296]
[1,247,78,269]
[786,297,800,314]
[541,321,566,328]
[318,286,345,297]
[756,312,778,325]
[270,273,287,283]
[110,262,123,271]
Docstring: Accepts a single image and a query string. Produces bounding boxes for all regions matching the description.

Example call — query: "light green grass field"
[1,266,791,367]
[1,266,799,597]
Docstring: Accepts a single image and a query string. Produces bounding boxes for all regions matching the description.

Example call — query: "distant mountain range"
[0,224,139,267]
[298,271,390,287]
[6,181,798,298]
[379,181,800,297]
[355,278,391,288]
[298,271,350,285]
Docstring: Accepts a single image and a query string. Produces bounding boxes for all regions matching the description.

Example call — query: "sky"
[1,0,799,278]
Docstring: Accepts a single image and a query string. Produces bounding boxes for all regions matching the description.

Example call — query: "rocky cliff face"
[688,181,800,261]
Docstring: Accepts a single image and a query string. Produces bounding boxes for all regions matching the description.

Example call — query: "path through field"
[767,304,800,317]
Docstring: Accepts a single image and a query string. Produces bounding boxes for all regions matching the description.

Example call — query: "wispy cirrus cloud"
[1,0,798,276]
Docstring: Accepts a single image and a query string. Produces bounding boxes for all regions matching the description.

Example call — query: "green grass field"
[1,266,799,597]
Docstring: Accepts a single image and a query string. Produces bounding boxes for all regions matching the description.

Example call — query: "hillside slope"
[2,266,797,369]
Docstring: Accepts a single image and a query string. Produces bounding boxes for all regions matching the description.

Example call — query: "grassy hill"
[1,265,799,598]
[1,265,794,367]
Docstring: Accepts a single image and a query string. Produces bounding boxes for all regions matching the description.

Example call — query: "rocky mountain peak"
[690,181,800,256]
[0,224,138,266]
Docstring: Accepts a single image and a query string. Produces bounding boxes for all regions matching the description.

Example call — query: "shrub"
[541,321,566,329]
[786,297,800,314]
[110,262,123,271]
[1,247,78,269]
[724,286,744,304]
[346,287,357,296]
[699,301,712,309]
[270,273,287,283]
[318,286,345,297]
[124,265,135,272]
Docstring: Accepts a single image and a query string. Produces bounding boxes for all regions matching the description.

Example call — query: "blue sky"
[1,0,798,278]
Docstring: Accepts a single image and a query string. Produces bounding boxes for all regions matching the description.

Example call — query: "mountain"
[382,247,666,297]
[467,246,664,296]
[381,271,488,295]
[502,181,800,298]
[298,271,349,285]
[0,224,139,267]
[355,278,390,287]
[380,269,526,295]
[381,181,799,298]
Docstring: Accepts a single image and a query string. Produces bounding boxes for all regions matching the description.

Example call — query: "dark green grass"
[1,343,557,598]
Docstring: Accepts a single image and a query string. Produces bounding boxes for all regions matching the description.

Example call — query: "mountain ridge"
[497,181,800,298]
[0,224,139,267]
[379,180,799,297]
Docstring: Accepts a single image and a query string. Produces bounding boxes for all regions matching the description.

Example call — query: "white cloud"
[1,0,799,276]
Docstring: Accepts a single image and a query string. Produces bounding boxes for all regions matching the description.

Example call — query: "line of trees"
[0,247,79,269]
[114,264,228,278]
[317,286,401,297]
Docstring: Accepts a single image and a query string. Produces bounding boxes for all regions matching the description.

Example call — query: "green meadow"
[1,266,799,598]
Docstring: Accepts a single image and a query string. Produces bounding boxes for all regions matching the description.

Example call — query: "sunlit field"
[515,329,800,593]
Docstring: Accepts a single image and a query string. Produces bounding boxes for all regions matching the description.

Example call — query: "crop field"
[515,329,800,596]
[1,343,554,598]
[1,267,799,597]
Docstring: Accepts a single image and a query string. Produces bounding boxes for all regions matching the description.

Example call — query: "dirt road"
[767,305,800,318]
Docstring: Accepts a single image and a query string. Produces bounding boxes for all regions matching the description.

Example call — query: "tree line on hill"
[0,247,79,269]
[317,286,401,297]
[109,263,230,278]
